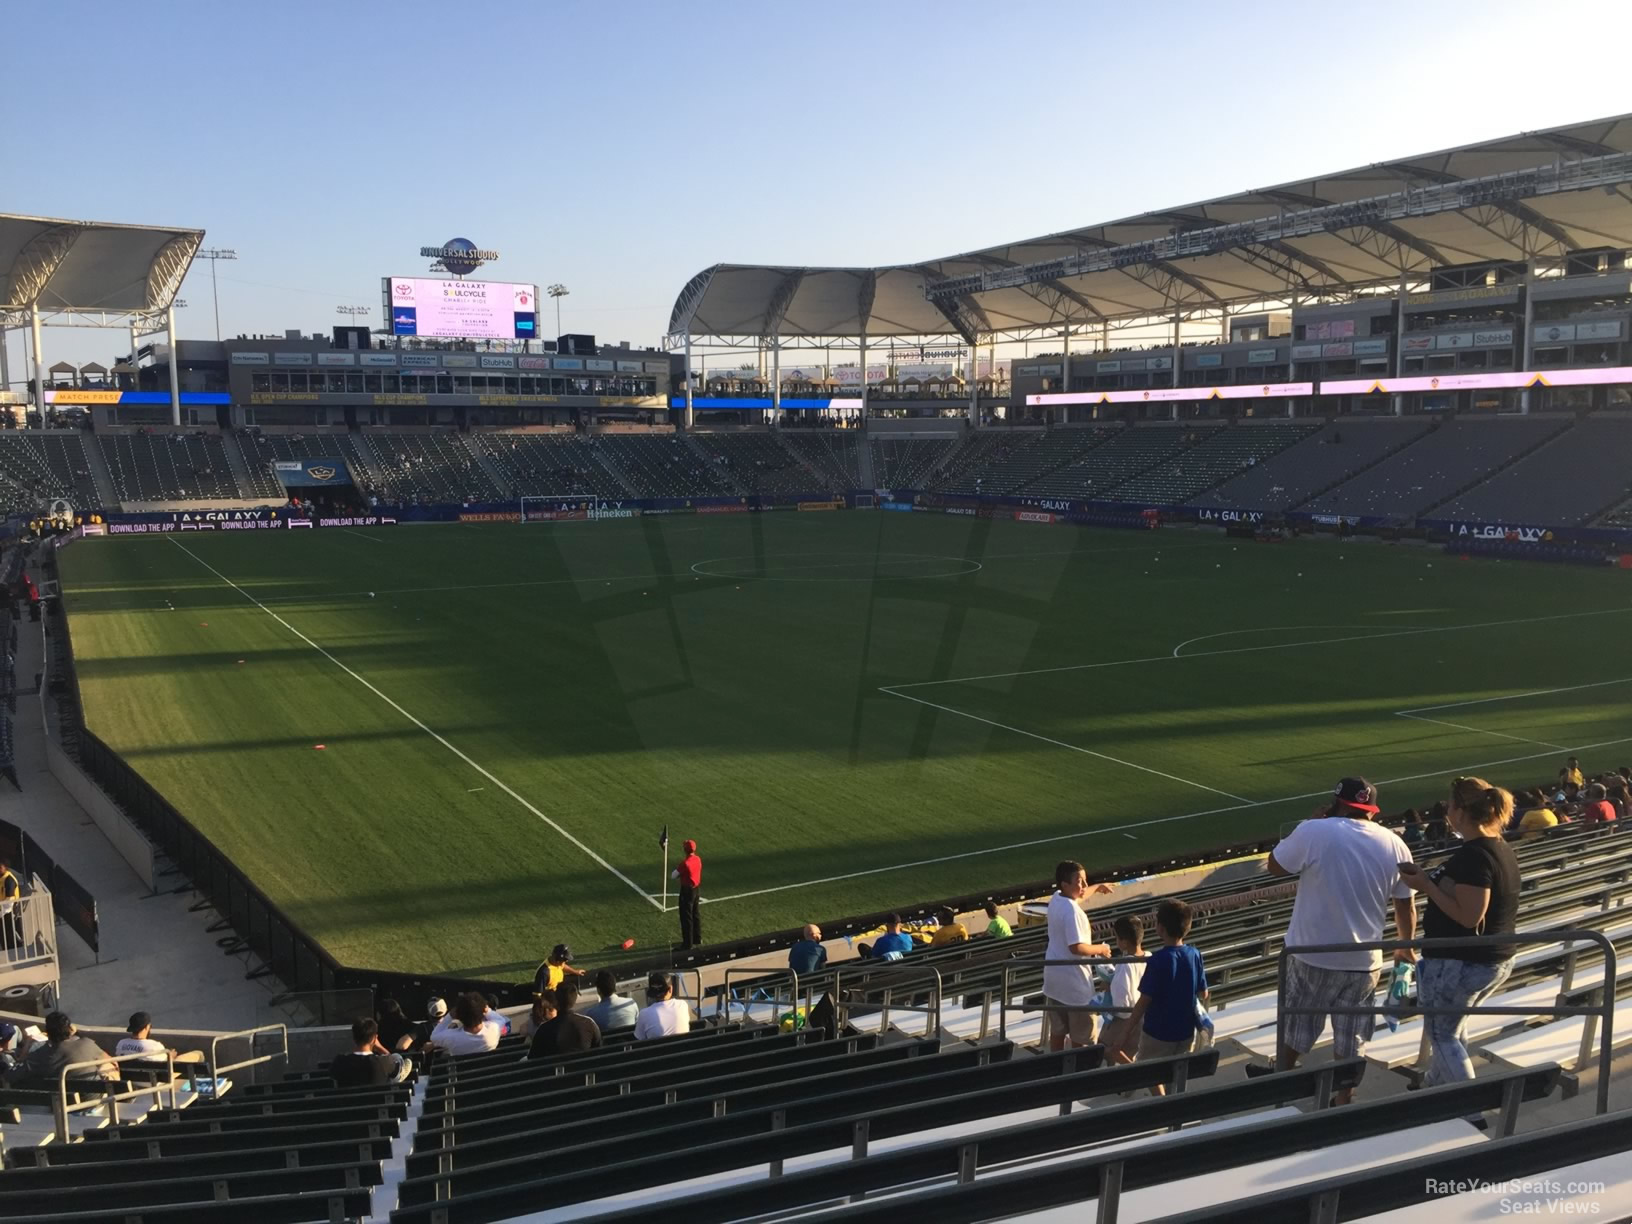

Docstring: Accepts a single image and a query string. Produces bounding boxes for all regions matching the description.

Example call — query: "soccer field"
[57,512,1632,978]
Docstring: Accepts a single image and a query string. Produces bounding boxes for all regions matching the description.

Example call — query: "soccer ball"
[368,592,376,598]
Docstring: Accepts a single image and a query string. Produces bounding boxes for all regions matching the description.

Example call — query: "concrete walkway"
[0,611,288,1030]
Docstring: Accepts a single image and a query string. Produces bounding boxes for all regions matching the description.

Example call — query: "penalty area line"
[879,686,1251,804]
[164,537,662,911]
[699,731,1632,906]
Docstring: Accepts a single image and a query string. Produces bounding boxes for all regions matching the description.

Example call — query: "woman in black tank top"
[1397,776,1521,1085]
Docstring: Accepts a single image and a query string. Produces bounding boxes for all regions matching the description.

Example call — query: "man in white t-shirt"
[1043,860,1113,1051]
[634,972,692,1040]
[113,1012,205,1065]
[1256,777,1416,1102]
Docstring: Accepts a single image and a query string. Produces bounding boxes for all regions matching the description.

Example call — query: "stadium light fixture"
[548,284,569,337]
[195,248,237,342]
[336,305,370,317]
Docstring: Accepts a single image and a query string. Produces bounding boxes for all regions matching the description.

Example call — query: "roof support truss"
[929,150,1632,301]
[148,234,202,311]
[3,223,82,309]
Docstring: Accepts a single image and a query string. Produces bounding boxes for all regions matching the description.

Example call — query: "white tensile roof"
[0,213,203,316]
[670,114,1632,341]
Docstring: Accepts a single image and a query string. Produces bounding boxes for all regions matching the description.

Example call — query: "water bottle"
[1382,961,1416,1032]
[1194,998,1215,1048]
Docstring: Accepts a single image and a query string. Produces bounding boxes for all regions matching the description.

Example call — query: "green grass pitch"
[57,512,1632,978]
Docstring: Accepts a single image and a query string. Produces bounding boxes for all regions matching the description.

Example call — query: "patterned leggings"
[1418,955,1514,1085]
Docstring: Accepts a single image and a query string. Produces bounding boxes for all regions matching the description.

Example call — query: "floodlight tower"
[195,248,237,341]
[548,284,569,338]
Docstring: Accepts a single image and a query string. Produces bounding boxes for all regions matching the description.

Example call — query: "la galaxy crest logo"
[308,465,337,481]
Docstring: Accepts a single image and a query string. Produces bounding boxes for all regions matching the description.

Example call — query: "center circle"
[689,551,984,582]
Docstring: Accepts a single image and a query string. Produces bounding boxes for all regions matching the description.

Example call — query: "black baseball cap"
[1330,777,1380,814]
[551,943,572,962]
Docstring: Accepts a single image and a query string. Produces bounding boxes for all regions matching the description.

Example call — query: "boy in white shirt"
[114,1012,205,1065]
[1097,915,1145,1064]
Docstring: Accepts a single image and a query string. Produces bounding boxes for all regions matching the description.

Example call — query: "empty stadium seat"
[0,432,97,515]
[470,433,622,498]
[688,432,831,494]
[1022,425,1213,501]
[780,432,861,490]
[346,433,502,504]
[1106,421,1320,504]
[870,437,956,489]
[1192,417,1433,511]
[95,433,239,503]
[1300,417,1568,520]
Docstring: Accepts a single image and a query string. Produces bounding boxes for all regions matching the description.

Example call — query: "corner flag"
[659,824,669,851]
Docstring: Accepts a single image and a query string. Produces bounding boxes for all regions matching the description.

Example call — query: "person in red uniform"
[673,839,702,949]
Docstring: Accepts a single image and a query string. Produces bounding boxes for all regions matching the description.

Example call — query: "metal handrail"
[208,1022,288,1080]
[832,964,944,1038]
[718,968,799,1027]
[998,956,1148,1044]
[671,967,704,1021]
[54,1049,178,1138]
[1275,928,1618,1115]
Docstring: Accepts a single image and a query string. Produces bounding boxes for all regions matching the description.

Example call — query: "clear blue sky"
[6,0,1632,374]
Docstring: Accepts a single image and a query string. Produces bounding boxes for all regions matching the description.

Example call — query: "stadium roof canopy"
[0,213,203,325]
[668,114,1632,345]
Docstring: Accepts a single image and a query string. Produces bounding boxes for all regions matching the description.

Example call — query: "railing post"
[1596,942,1616,1117]
[999,965,1010,1044]
[1096,1159,1124,1224]
[52,1074,68,1140]
[769,1109,786,1178]
[1274,946,1289,1072]
[851,1117,870,1163]
[1497,1076,1525,1138]
[957,1142,978,1184]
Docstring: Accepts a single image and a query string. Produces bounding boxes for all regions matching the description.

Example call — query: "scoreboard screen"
[385,277,538,340]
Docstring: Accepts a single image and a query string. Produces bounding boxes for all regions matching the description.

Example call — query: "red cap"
[684,839,697,854]
[1331,777,1379,813]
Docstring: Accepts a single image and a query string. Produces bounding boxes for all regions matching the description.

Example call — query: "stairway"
[773,431,830,488]
[79,434,118,510]
[680,433,744,493]
[582,439,640,496]
[219,431,257,498]
[462,436,514,499]
[855,435,877,490]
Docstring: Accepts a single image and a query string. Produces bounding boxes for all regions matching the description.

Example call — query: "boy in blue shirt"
[1128,899,1208,1095]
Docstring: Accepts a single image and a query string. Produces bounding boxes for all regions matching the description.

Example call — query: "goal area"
[520,496,605,523]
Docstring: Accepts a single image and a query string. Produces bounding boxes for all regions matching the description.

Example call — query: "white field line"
[1394,713,1567,752]
[1170,624,1429,659]
[1391,675,1632,754]
[891,605,1632,690]
[342,529,385,545]
[1396,676,1632,715]
[165,538,661,910]
[877,686,1251,804]
[701,732,1632,905]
